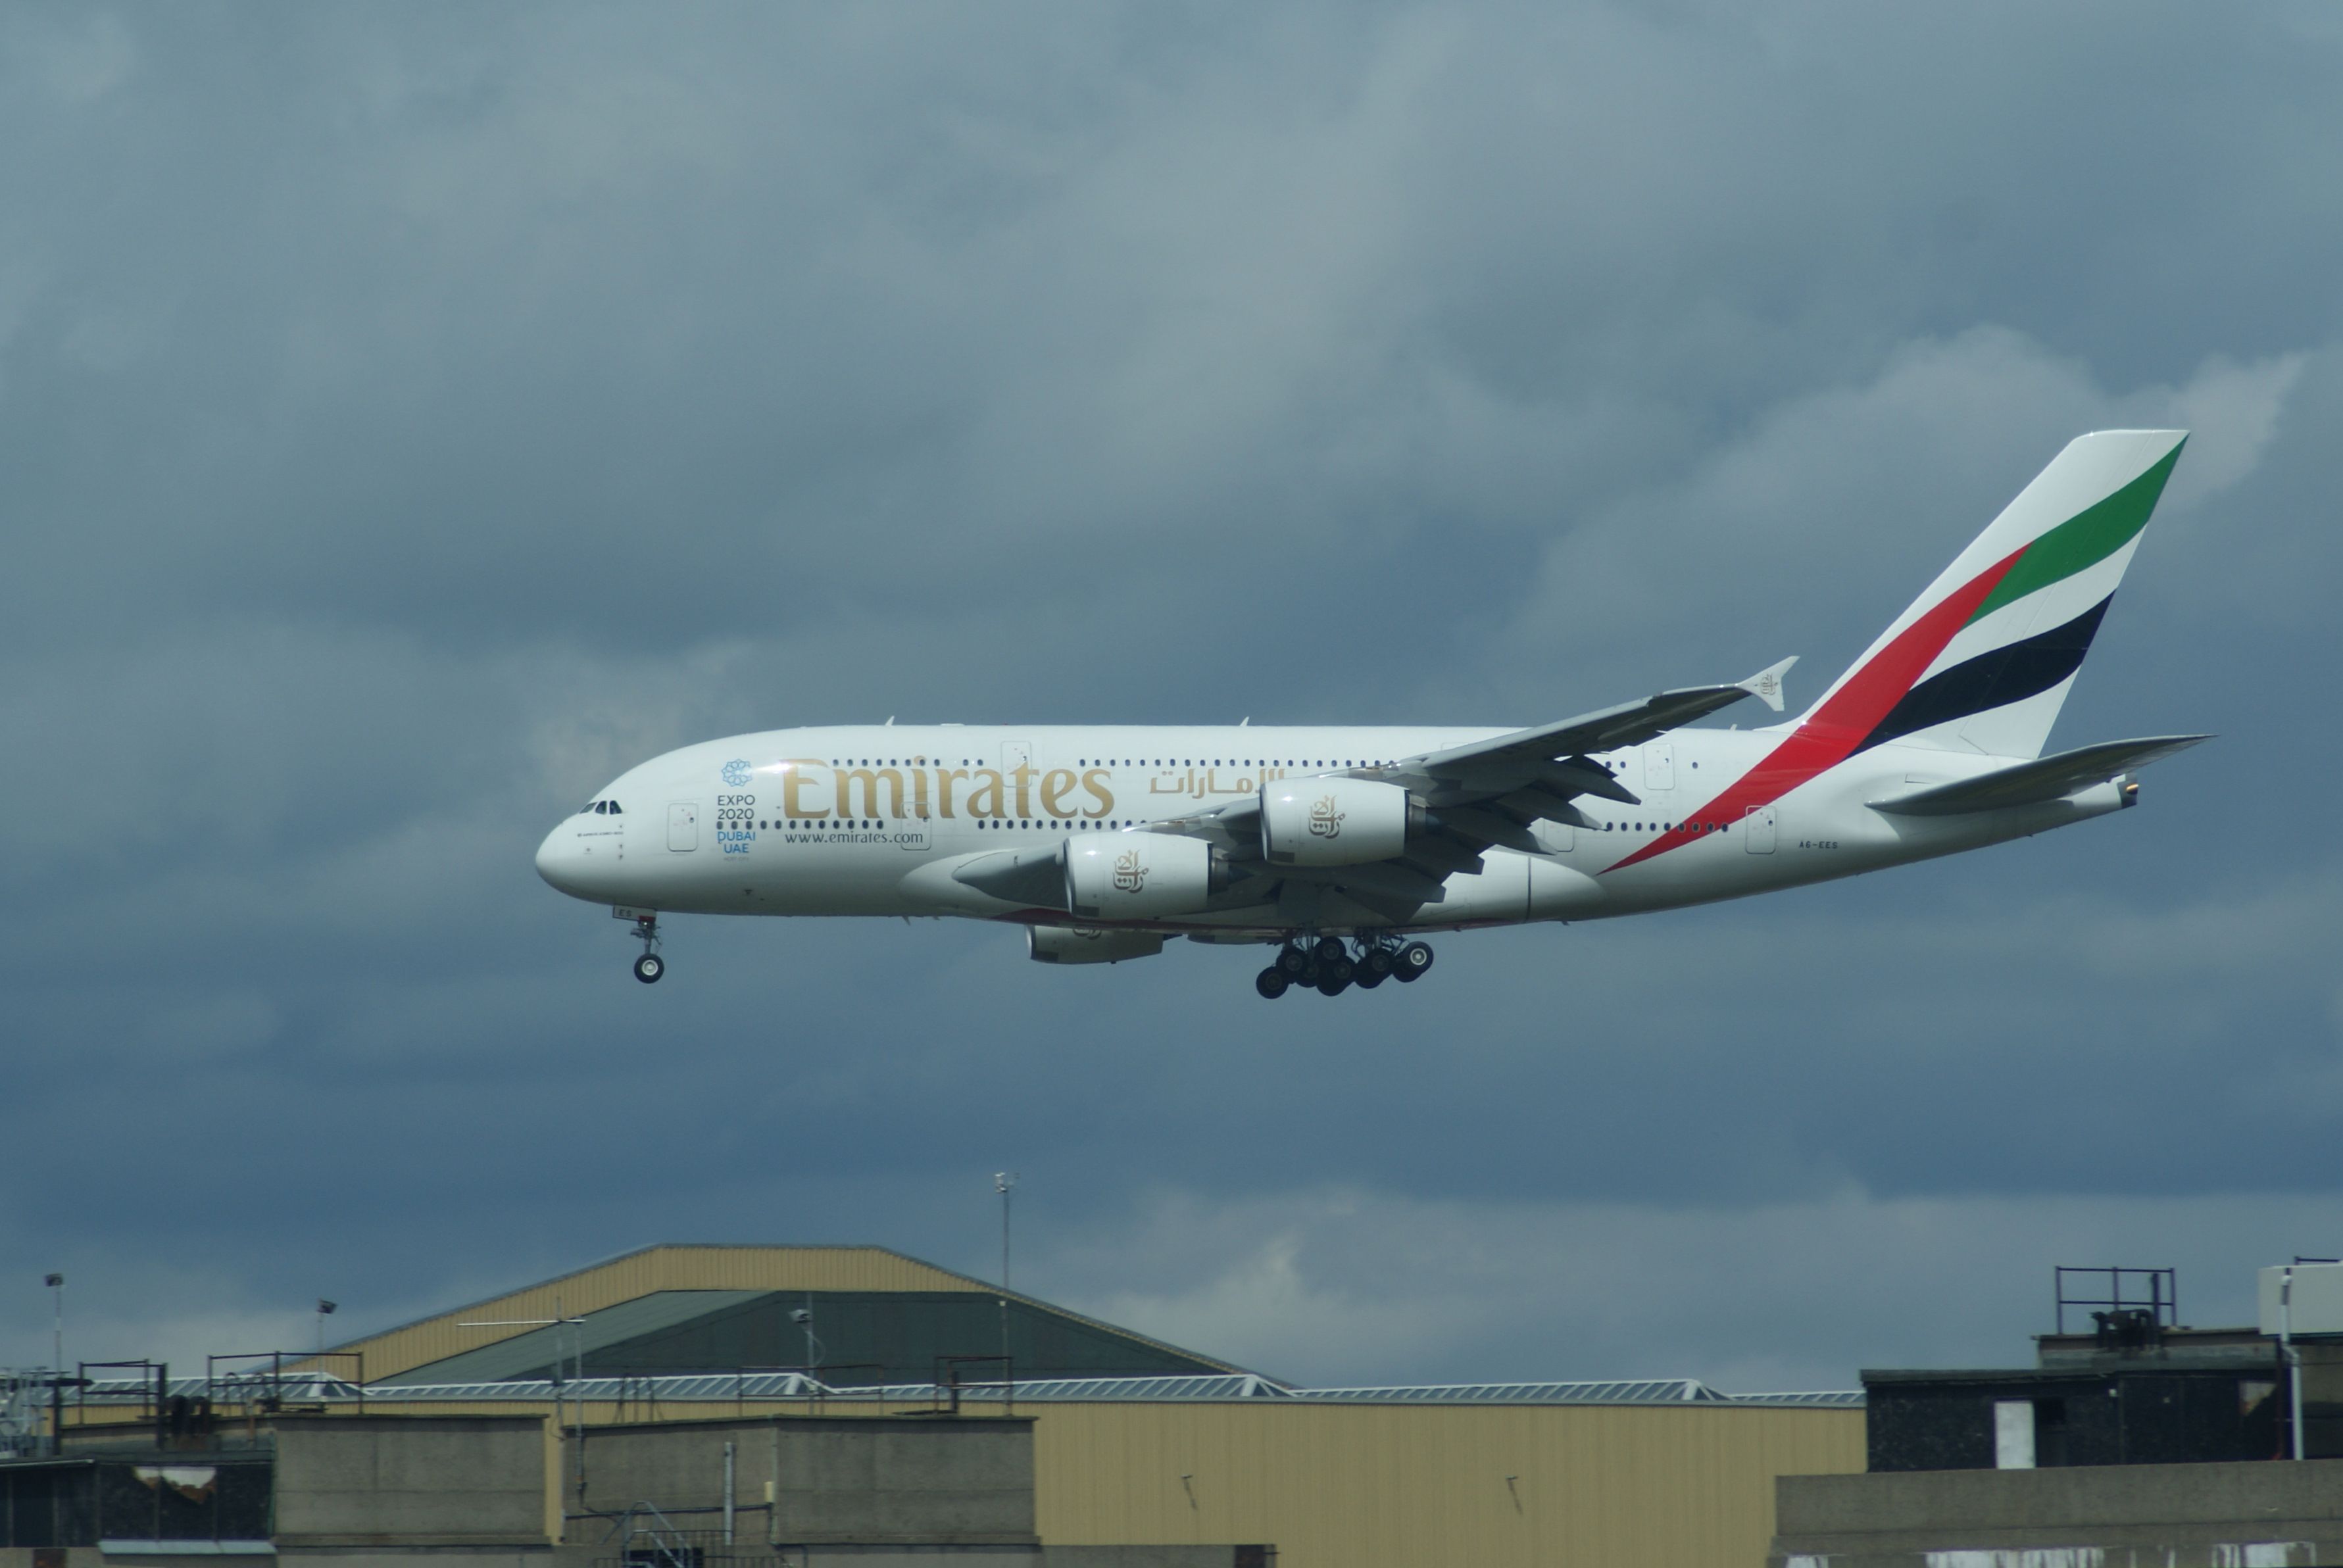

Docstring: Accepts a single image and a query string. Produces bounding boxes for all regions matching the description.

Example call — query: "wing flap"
[1491,787,1599,830]
[1870,735,2211,817]
[1399,835,1488,879]
[1275,862,1448,912]
[1435,804,1544,853]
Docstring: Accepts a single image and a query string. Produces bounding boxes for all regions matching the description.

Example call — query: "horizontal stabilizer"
[1870,735,2210,817]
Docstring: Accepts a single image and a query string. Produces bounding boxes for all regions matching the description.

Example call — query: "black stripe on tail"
[1856,595,2113,754]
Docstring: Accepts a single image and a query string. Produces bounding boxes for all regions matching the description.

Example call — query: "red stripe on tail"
[1602,546,2025,874]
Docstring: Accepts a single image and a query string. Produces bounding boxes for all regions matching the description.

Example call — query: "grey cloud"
[5,0,2341,1387]
[1056,1183,2343,1390]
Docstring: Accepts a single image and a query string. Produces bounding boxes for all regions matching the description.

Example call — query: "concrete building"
[1770,1459,2343,1567]
[14,1244,1865,1568]
[3,1413,555,1568]
[2,1408,1266,1568]
[1768,1265,2343,1566]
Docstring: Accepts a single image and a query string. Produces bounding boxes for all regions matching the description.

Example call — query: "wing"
[1150,657,1797,905]
[1394,656,1798,808]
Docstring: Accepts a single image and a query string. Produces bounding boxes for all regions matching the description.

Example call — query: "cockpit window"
[608,801,622,814]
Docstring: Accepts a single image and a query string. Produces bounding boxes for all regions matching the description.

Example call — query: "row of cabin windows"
[737,816,1733,835]
[827,758,1402,770]
[814,758,1695,776]
[745,818,1144,831]
[814,758,1710,778]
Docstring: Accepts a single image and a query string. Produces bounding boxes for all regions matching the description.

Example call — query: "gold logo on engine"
[1112,848,1147,892]
[1308,795,1346,838]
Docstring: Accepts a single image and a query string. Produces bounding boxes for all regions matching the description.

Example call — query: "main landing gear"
[1254,936,1433,998]
[629,914,664,984]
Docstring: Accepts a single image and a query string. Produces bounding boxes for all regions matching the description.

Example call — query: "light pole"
[994,1173,1018,1372]
[45,1275,63,1381]
[789,1302,821,1378]
[2282,1267,2304,1461]
[995,1172,1018,1290]
[44,1274,64,1458]
[315,1300,337,1356]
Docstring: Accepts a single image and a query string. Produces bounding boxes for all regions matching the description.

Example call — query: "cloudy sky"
[5,2,2340,1394]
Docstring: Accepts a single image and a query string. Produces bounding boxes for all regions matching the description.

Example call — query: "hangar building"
[25,1244,1866,1568]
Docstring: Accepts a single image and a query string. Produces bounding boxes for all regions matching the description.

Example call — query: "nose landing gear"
[1255,935,1431,998]
[628,913,664,984]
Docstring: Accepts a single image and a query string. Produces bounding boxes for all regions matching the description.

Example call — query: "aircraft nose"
[536,821,589,896]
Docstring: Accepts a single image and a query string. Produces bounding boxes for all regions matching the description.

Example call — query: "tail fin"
[1792,429,2186,760]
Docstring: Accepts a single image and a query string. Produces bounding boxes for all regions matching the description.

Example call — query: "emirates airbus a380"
[537,430,2207,998]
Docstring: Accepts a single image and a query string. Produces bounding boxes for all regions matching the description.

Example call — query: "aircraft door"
[1644,742,1675,793]
[1002,739,1031,772]
[668,801,701,852]
[1742,804,1776,854]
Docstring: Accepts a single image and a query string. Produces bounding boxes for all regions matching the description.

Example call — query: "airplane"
[537,429,2207,998]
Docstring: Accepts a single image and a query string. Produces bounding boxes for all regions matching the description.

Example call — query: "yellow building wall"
[59,1392,1863,1562]
[1028,1402,1866,1568]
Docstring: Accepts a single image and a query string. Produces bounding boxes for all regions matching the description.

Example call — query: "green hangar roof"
[333,1245,1244,1388]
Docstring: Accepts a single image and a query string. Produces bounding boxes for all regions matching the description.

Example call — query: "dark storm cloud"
[3,1,2340,1386]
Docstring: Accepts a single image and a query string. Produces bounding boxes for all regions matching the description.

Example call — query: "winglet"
[1738,656,1798,714]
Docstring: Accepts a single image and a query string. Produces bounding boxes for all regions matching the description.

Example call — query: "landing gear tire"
[1275,944,1310,978]
[1358,946,1396,981]
[628,912,664,984]
[1393,941,1434,983]
[1313,935,1347,965]
[1323,956,1355,987]
[1316,971,1351,997]
[1255,967,1290,999]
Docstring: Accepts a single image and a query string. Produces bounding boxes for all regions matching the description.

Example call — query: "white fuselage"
[533,723,2126,938]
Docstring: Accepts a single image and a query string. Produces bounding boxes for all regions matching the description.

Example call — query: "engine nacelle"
[1063,834,1229,919]
[1260,777,1424,866]
[1028,926,1166,965]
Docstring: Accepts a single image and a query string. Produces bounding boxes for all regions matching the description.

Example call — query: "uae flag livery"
[1608,431,2184,874]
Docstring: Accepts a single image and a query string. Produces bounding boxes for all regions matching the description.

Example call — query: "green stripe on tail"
[1967,441,2184,625]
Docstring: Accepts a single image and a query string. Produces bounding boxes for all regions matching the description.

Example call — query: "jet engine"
[1027,926,1166,965]
[1064,834,1229,919]
[1260,777,1425,866]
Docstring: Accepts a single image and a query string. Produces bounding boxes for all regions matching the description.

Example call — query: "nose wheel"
[629,914,664,984]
